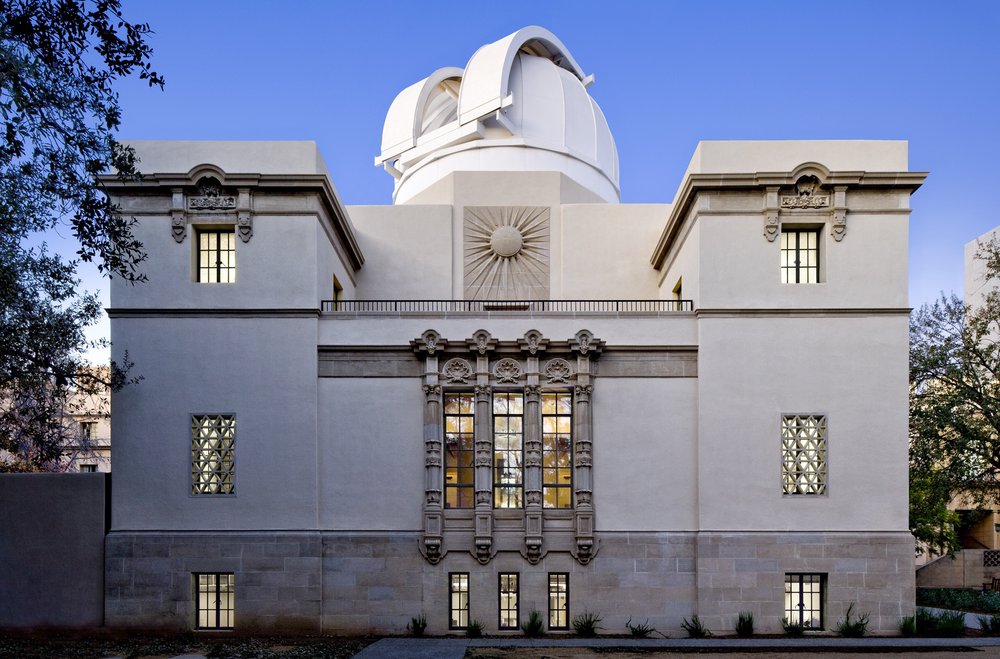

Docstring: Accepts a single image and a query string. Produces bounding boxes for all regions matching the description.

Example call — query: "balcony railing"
[320,299,693,313]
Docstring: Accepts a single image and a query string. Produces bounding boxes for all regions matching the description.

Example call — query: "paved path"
[352,635,1000,659]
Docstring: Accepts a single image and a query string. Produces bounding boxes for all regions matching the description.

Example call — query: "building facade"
[104,27,923,634]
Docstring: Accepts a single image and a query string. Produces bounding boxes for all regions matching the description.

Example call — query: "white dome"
[376,27,620,204]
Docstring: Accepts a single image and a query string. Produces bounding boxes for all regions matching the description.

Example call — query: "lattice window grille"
[782,414,827,495]
[192,415,235,494]
[985,550,1000,567]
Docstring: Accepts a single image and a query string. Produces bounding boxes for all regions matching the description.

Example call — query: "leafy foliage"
[917,587,1000,613]
[979,613,1000,635]
[835,602,870,637]
[915,607,966,637]
[466,619,483,638]
[521,609,544,637]
[407,613,427,636]
[571,610,602,637]
[780,617,805,637]
[680,614,710,638]
[735,610,754,637]
[900,614,917,637]
[0,0,160,470]
[909,238,1000,555]
[626,616,656,637]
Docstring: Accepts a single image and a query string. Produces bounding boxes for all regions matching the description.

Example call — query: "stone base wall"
[107,530,913,635]
[916,549,1000,589]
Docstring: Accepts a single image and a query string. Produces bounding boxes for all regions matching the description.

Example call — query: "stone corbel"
[763,186,780,242]
[236,188,253,243]
[170,188,186,243]
[831,185,848,242]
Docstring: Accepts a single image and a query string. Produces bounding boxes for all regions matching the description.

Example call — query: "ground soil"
[466,649,1000,658]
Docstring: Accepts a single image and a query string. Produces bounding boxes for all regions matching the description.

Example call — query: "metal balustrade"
[320,299,693,313]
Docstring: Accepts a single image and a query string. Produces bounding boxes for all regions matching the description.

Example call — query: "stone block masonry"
[106,530,913,634]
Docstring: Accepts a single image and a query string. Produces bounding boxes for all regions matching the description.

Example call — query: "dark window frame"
[195,572,235,630]
[196,228,236,283]
[493,391,524,509]
[784,572,824,630]
[449,572,470,630]
[444,392,475,509]
[542,391,573,509]
[780,227,820,284]
[547,572,569,630]
[498,572,520,630]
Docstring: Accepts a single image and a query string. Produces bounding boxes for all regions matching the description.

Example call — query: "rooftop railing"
[320,299,693,313]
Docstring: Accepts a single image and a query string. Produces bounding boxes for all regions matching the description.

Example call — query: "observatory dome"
[376,26,620,204]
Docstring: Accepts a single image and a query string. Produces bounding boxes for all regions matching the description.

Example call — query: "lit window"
[548,573,569,629]
[444,393,475,509]
[192,415,235,495]
[784,573,824,629]
[80,421,97,441]
[195,572,235,629]
[493,393,524,508]
[542,392,573,508]
[197,229,236,283]
[782,415,827,495]
[780,228,819,283]
[449,572,470,629]
[498,572,519,629]
[80,464,97,473]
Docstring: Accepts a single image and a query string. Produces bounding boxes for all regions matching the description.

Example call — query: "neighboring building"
[103,27,925,634]
[62,370,111,473]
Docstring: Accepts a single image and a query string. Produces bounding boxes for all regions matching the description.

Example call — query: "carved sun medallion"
[464,206,550,300]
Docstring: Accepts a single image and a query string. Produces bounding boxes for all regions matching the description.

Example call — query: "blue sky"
[68,0,1000,359]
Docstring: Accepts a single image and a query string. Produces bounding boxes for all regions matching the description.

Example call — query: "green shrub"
[836,602,870,638]
[916,607,966,637]
[978,614,1000,635]
[916,588,1000,614]
[407,613,427,636]
[466,619,483,638]
[781,617,805,637]
[899,615,916,637]
[735,610,754,637]
[521,609,544,637]
[626,616,656,637]
[572,611,602,637]
[681,615,710,638]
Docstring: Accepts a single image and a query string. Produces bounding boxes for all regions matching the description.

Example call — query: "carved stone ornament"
[572,329,599,356]
[544,358,573,383]
[464,206,550,300]
[423,537,443,564]
[781,175,829,209]
[188,177,237,211]
[520,329,545,355]
[171,212,186,243]
[474,384,491,402]
[575,442,592,467]
[475,490,492,505]
[422,384,442,398]
[832,209,847,242]
[524,537,542,564]
[492,358,523,383]
[468,329,496,355]
[474,439,493,467]
[574,384,593,403]
[237,211,253,243]
[763,210,779,242]
[413,329,443,355]
[442,358,474,384]
[426,489,441,505]
[524,384,541,402]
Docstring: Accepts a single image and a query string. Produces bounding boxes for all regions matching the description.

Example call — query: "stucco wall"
[0,474,107,627]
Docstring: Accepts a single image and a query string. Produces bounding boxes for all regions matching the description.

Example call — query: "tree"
[0,0,161,471]
[910,238,1000,555]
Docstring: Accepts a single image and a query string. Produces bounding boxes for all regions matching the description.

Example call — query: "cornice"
[107,308,320,319]
[100,172,365,272]
[695,307,912,318]
[650,170,928,270]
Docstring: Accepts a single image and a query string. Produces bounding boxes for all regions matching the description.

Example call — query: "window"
[197,229,236,283]
[548,573,569,629]
[542,392,573,508]
[80,421,97,441]
[80,464,97,473]
[780,228,819,283]
[195,572,235,629]
[498,572,519,629]
[192,415,235,495]
[781,414,827,495]
[784,573,823,629]
[449,572,470,629]
[493,392,524,508]
[444,393,475,509]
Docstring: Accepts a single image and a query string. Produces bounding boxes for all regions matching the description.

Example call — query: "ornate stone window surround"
[411,328,602,566]
[168,167,255,246]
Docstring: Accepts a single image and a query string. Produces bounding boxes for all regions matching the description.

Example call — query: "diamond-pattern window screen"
[782,414,827,495]
[192,415,235,494]
[985,551,1000,567]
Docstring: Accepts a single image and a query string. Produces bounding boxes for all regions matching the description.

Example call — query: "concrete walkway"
[352,635,1000,659]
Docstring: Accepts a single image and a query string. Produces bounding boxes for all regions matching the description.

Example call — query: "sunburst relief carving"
[464,206,550,300]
